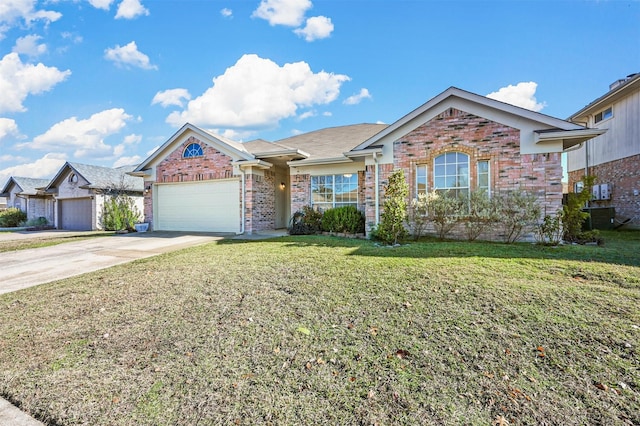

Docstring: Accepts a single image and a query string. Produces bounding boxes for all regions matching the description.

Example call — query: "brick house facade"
[132,87,603,239]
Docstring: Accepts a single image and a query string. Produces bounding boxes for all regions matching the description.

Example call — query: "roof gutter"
[287,156,353,167]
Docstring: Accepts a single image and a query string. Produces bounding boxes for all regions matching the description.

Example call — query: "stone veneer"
[568,153,640,224]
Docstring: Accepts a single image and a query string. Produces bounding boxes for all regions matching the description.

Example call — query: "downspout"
[240,168,246,234]
[373,152,380,225]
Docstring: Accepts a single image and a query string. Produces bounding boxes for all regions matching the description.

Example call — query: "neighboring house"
[0,177,55,224]
[567,73,640,226]
[45,162,144,231]
[133,87,604,239]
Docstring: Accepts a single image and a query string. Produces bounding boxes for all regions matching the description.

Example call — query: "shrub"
[407,193,429,240]
[428,190,467,240]
[288,205,322,235]
[102,195,141,231]
[24,217,49,227]
[494,190,541,243]
[562,175,595,243]
[0,208,27,227]
[321,205,365,234]
[535,213,563,245]
[463,189,499,241]
[376,169,408,245]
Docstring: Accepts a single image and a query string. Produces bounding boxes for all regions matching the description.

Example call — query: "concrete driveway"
[0,230,225,295]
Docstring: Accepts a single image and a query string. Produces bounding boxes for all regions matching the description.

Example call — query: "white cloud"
[294,15,333,41]
[298,110,315,120]
[166,54,349,130]
[122,133,141,145]
[0,153,66,184]
[0,154,28,163]
[113,155,142,168]
[115,0,149,19]
[87,0,114,10]
[104,41,157,70]
[0,118,21,142]
[0,52,71,113]
[13,34,47,57]
[252,0,311,27]
[0,0,61,39]
[220,8,232,18]
[344,88,372,105]
[26,108,133,158]
[322,111,332,117]
[486,81,546,112]
[152,88,191,107]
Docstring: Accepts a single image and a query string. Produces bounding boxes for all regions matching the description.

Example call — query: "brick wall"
[364,163,395,230]
[390,108,562,238]
[568,153,640,223]
[156,136,234,182]
[290,173,310,214]
[143,180,154,228]
[245,170,276,233]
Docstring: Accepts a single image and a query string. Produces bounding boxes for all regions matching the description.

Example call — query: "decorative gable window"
[311,174,358,210]
[594,107,613,123]
[183,143,204,158]
[68,173,78,183]
[433,152,469,198]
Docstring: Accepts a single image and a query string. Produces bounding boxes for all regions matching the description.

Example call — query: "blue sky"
[0,0,638,183]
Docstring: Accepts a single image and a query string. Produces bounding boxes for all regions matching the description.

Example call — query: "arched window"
[433,152,469,198]
[183,143,204,158]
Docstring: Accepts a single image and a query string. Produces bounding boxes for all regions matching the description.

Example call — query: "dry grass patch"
[0,232,113,253]
[0,232,639,425]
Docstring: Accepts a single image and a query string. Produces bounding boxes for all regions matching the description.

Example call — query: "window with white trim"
[594,107,612,123]
[477,160,490,195]
[416,164,427,196]
[183,143,204,158]
[433,152,469,198]
[311,174,358,210]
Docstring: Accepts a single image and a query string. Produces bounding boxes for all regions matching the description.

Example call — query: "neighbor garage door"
[155,180,240,232]
[59,198,93,231]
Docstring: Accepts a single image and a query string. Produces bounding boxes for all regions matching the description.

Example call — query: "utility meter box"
[600,183,611,200]
[592,185,601,201]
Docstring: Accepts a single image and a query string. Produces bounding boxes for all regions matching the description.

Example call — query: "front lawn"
[0,232,638,425]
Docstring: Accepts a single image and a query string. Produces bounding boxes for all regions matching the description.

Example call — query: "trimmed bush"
[288,205,322,235]
[0,208,27,227]
[376,169,409,245]
[494,190,541,243]
[321,205,365,234]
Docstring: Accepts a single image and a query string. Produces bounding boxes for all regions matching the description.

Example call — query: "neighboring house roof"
[569,73,640,122]
[46,162,144,192]
[276,123,388,165]
[0,176,50,197]
[354,86,605,152]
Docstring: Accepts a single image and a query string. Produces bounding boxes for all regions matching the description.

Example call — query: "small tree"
[376,169,408,245]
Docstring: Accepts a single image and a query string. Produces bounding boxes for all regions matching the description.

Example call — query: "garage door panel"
[155,180,240,232]
[60,198,92,231]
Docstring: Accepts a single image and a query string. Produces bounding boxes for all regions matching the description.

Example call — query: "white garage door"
[155,180,240,232]
[59,198,93,231]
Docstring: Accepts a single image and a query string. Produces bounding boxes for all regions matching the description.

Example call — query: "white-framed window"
[416,164,428,196]
[433,152,469,198]
[311,174,358,210]
[594,107,613,123]
[477,160,490,195]
[574,181,584,193]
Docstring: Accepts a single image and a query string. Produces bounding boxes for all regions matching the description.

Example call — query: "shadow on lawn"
[220,231,640,268]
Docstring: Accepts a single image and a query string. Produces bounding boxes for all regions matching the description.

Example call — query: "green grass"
[0,232,113,253]
[0,232,638,425]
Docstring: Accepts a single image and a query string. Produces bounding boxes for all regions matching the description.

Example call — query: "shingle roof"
[68,163,144,191]
[273,123,388,161]
[3,177,50,195]
[243,139,294,153]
